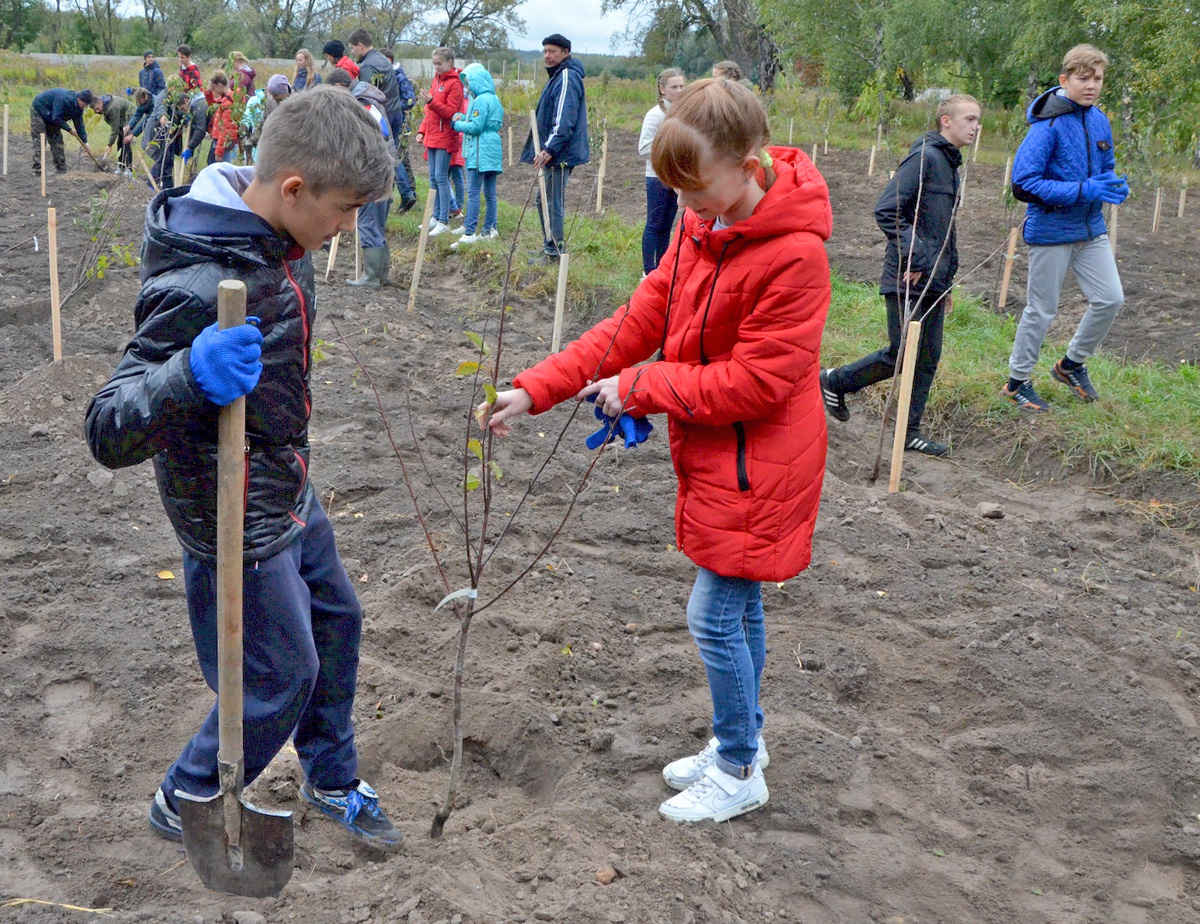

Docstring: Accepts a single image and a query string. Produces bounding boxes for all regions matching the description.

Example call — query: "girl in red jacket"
[482,78,832,823]
[417,47,463,236]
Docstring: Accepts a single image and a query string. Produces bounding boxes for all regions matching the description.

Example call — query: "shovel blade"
[177,790,294,897]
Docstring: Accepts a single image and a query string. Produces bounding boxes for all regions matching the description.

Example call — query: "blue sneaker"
[300,779,401,850]
[1051,359,1100,402]
[148,788,182,842]
[1001,379,1051,412]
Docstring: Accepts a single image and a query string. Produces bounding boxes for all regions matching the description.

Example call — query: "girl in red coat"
[417,47,463,236]
[483,78,832,823]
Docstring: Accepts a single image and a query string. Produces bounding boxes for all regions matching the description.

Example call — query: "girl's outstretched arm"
[478,388,533,437]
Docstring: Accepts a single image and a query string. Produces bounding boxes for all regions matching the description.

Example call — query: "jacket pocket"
[732,423,751,492]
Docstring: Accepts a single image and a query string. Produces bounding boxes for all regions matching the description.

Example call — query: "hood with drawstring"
[514,146,832,581]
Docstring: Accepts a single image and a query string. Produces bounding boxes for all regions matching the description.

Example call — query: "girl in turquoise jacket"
[451,62,504,245]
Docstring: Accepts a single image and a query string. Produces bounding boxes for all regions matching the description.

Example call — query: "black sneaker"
[905,432,950,456]
[398,196,417,214]
[149,789,183,842]
[300,779,401,850]
[820,369,849,422]
[1001,379,1050,411]
[1051,359,1099,402]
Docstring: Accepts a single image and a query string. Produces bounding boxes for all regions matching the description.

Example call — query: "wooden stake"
[324,233,340,282]
[888,319,922,493]
[507,124,513,166]
[867,145,877,177]
[824,138,828,154]
[788,118,793,145]
[551,253,570,352]
[1002,155,1013,194]
[595,130,608,213]
[174,154,183,188]
[972,124,982,162]
[1179,186,1187,219]
[1108,205,1119,253]
[997,226,1019,309]
[354,211,361,280]
[528,110,552,242]
[2,104,8,176]
[876,123,883,148]
[408,188,437,314]
[41,133,46,197]
[811,143,817,166]
[1151,187,1163,233]
[48,207,62,362]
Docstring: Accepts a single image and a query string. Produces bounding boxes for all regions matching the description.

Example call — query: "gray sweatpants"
[1008,235,1124,379]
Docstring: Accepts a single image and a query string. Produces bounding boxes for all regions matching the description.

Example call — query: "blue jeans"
[465,169,499,235]
[163,505,362,804]
[536,164,573,254]
[686,567,765,777]
[449,164,464,213]
[357,198,391,249]
[428,146,452,222]
[642,177,678,274]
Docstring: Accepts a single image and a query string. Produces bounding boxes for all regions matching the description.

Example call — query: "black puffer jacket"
[85,166,317,563]
[874,131,962,296]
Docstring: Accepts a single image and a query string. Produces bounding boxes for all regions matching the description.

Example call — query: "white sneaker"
[428,221,450,237]
[483,228,499,239]
[451,234,481,250]
[662,735,769,791]
[449,225,466,235]
[659,764,768,823]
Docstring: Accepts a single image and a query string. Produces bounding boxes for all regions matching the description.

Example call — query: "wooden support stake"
[595,130,608,213]
[1108,205,1119,253]
[48,207,62,362]
[41,133,46,197]
[551,252,570,352]
[997,226,1019,309]
[811,143,817,166]
[324,233,340,282]
[972,124,982,162]
[408,188,437,314]
[2,104,8,176]
[888,319,922,493]
[1151,187,1163,233]
[1002,155,1012,194]
[507,125,513,166]
[529,110,552,243]
[824,138,828,154]
[876,123,883,148]
[788,118,793,145]
[174,154,183,188]
[1179,186,1187,219]
[867,145,876,177]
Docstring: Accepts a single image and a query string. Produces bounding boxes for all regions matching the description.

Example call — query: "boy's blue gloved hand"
[1082,172,1127,204]
[125,86,134,95]
[181,148,192,163]
[189,319,263,406]
[584,394,653,450]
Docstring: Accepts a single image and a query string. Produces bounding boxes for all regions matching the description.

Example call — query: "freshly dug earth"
[2,127,1200,924]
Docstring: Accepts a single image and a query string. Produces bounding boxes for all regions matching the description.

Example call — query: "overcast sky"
[510,0,639,55]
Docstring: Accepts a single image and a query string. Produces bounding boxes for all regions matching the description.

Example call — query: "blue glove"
[189,319,263,406]
[584,395,653,450]
[1105,174,1130,204]
[125,86,134,95]
[1081,172,1125,204]
[181,148,192,163]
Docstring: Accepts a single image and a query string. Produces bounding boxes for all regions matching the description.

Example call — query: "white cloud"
[511,0,639,55]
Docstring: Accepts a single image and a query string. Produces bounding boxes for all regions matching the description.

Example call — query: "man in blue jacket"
[139,51,166,96]
[31,88,100,175]
[1003,44,1128,410]
[520,33,589,260]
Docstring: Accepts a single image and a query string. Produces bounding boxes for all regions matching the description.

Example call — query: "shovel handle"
[216,280,247,784]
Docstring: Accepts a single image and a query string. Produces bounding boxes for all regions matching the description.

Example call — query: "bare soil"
[2,127,1200,924]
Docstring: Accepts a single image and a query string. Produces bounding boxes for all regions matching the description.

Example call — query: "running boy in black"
[821,95,981,456]
[84,87,402,850]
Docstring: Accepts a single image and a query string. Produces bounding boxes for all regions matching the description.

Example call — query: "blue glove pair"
[584,394,653,450]
[189,318,263,407]
[1081,171,1129,205]
[180,148,192,164]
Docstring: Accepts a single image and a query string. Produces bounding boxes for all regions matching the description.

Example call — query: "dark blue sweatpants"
[162,504,362,805]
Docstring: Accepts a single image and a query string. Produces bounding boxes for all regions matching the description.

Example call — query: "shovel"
[176,279,295,898]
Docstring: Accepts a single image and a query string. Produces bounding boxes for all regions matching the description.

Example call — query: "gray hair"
[256,85,394,202]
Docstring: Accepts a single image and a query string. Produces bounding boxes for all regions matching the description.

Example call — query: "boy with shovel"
[85,87,402,854]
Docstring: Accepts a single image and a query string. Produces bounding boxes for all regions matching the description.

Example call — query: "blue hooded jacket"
[139,59,166,96]
[453,63,504,174]
[520,55,589,167]
[1012,87,1117,246]
[32,88,90,141]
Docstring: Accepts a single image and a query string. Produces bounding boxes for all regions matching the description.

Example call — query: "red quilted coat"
[515,146,832,582]
[419,67,463,151]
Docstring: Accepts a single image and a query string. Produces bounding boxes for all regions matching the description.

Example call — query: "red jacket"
[204,91,238,158]
[419,67,463,151]
[335,56,359,79]
[515,147,832,582]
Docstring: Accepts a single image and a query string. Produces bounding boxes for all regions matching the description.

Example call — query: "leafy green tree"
[0,0,45,50]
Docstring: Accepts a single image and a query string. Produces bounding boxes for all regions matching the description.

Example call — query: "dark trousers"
[387,111,414,201]
[535,164,573,254]
[642,177,678,274]
[830,291,946,434]
[162,504,363,804]
[115,132,133,169]
[30,109,66,172]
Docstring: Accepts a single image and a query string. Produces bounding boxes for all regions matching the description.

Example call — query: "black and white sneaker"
[905,432,950,457]
[820,369,849,422]
[148,789,183,842]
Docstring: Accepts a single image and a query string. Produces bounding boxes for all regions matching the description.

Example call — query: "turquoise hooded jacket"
[452,63,504,174]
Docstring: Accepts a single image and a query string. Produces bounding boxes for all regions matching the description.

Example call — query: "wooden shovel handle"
[216,280,247,779]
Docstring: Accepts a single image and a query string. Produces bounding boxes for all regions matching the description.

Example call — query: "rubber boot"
[349,246,389,287]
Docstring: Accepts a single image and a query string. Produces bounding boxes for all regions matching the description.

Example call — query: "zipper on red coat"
[732,422,750,491]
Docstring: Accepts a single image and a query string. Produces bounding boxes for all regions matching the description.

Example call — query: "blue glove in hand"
[181,148,192,164]
[1081,172,1126,204]
[584,395,653,450]
[189,320,263,407]
[1105,174,1130,204]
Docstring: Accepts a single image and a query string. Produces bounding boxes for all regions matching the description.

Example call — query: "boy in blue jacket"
[30,88,101,174]
[1003,44,1128,410]
[451,63,504,247]
[84,87,403,850]
[520,33,589,260]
